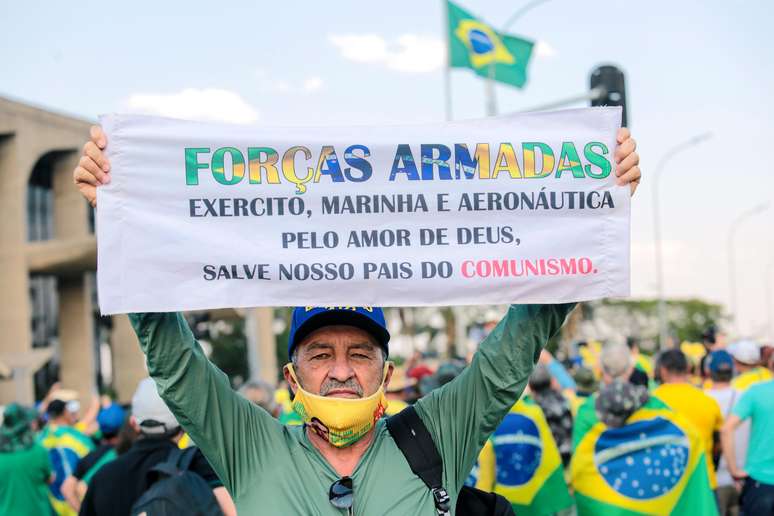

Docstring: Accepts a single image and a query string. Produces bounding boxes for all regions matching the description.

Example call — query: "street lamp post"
[766,257,774,342]
[728,202,770,334]
[652,133,713,348]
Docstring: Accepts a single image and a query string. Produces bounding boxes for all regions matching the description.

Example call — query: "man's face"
[284,325,392,399]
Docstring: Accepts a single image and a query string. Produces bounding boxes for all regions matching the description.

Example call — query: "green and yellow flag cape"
[446,1,534,88]
[571,403,717,515]
[475,397,573,516]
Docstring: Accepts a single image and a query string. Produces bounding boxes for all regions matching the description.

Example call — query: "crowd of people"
[455,330,774,515]
[2,323,772,515]
[0,378,235,516]
[13,123,773,515]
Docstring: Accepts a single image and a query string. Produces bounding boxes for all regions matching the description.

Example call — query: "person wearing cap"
[572,342,663,449]
[653,349,724,491]
[706,350,745,516]
[60,403,129,511]
[0,403,53,515]
[570,343,716,515]
[728,339,772,392]
[721,349,774,514]
[125,303,576,514]
[573,367,597,399]
[39,398,95,516]
[73,124,640,514]
[79,378,235,516]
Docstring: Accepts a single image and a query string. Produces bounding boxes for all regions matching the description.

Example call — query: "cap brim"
[291,310,390,355]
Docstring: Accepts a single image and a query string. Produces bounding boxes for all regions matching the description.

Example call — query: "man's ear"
[382,361,396,391]
[283,364,299,395]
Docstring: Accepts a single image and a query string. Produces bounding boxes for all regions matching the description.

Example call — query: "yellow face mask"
[286,363,390,448]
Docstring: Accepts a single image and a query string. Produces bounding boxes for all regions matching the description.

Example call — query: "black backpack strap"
[175,446,199,472]
[386,406,451,515]
[147,446,184,484]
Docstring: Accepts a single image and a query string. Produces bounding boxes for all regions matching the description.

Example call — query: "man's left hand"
[615,127,640,196]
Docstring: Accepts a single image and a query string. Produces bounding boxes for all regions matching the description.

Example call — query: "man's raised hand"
[614,127,641,196]
[73,125,110,207]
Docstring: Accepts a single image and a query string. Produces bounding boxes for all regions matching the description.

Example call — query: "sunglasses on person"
[329,476,354,515]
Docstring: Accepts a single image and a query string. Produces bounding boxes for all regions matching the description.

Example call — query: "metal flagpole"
[485,62,497,116]
[443,0,453,121]
[766,257,774,342]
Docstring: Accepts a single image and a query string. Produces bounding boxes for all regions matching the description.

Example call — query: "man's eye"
[312,354,331,360]
[351,353,370,360]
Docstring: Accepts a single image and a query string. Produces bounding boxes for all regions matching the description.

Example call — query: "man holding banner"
[73,112,640,514]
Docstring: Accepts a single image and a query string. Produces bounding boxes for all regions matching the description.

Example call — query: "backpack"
[130,447,223,516]
[387,406,515,516]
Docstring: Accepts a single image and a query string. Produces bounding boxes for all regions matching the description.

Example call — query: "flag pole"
[443,0,453,121]
[485,62,497,116]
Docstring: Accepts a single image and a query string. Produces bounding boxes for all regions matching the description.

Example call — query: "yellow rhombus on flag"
[447,1,534,88]
[571,402,718,515]
[473,397,573,515]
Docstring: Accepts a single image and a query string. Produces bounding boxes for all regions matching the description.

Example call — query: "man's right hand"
[73,125,110,208]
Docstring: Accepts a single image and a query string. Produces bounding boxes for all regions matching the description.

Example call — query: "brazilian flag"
[571,405,718,515]
[446,1,534,88]
[474,398,573,515]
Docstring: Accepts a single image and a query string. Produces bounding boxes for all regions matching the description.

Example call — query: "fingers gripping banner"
[96,108,629,314]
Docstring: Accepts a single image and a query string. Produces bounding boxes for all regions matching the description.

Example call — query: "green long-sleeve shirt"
[129,303,573,515]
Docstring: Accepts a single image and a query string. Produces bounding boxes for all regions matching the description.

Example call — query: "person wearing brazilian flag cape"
[571,343,717,515]
[470,393,574,516]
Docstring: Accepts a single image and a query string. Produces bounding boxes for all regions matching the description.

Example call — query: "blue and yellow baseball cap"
[288,307,390,357]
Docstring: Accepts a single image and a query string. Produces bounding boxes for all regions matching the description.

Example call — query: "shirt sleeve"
[129,312,286,497]
[732,386,755,422]
[414,303,574,494]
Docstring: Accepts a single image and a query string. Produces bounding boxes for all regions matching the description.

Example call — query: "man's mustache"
[320,377,364,397]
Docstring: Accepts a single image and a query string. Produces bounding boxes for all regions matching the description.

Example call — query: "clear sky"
[2,0,772,339]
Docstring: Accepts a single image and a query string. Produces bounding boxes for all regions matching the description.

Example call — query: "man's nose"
[328,355,355,382]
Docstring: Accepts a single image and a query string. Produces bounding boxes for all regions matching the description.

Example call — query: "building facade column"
[111,314,147,403]
[58,273,97,406]
[0,136,33,404]
[245,307,278,384]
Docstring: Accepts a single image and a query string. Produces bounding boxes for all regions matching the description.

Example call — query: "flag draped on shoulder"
[571,405,718,515]
[485,398,573,516]
[446,1,534,88]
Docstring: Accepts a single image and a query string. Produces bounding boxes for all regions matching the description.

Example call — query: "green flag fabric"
[570,398,718,515]
[446,1,534,88]
[472,398,573,516]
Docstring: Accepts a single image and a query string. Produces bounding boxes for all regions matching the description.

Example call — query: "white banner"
[96,108,629,314]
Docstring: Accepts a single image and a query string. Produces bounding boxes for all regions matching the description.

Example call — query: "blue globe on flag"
[594,418,689,500]
[467,29,495,55]
[492,413,542,486]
